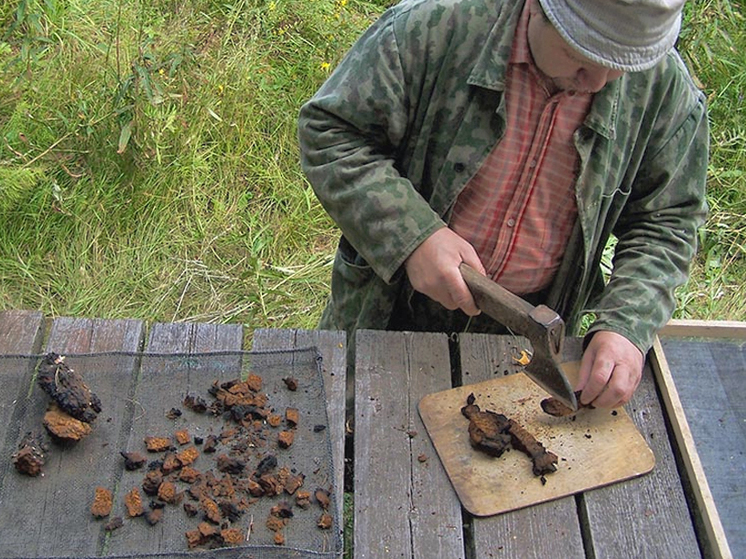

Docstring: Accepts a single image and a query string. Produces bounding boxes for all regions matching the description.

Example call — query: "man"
[298,0,708,409]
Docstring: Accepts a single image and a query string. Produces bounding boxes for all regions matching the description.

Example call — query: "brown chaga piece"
[104,516,123,531]
[157,481,178,504]
[284,472,305,495]
[142,470,163,496]
[506,418,559,476]
[462,393,558,477]
[12,432,47,476]
[541,391,593,417]
[36,353,102,423]
[174,429,190,445]
[216,454,245,474]
[295,490,311,509]
[220,528,243,546]
[267,414,282,428]
[282,377,298,391]
[245,373,262,393]
[145,507,164,526]
[43,404,93,441]
[121,451,147,471]
[91,487,113,518]
[273,532,285,546]
[285,407,299,428]
[460,395,512,458]
[318,512,333,530]
[179,466,201,484]
[278,430,294,449]
[201,496,222,524]
[125,487,144,517]
[144,436,173,452]
[314,488,331,510]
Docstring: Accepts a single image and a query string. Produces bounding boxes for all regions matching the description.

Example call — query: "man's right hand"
[403,227,485,316]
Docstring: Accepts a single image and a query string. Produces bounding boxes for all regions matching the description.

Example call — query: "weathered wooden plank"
[660,320,746,339]
[105,321,245,556]
[581,357,701,558]
[656,338,743,558]
[0,316,145,558]
[355,330,465,559]
[458,333,586,558]
[0,310,44,446]
[0,310,45,526]
[251,328,347,519]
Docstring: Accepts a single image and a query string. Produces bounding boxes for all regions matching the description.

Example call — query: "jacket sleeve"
[297,6,445,283]
[586,83,709,353]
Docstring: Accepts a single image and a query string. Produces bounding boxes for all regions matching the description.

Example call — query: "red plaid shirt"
[450,4,592,295]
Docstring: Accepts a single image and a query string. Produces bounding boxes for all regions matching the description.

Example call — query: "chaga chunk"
[12,432,47,476]
[125,487,145,517]
[462,393,558,477]
[314,488,331,510]
[91,487,113,518]
[295,490,311,509]
[36,353,101,423]
[317,512,333,530]
[285,407,299,428]
[282,377,298,391]
[121,451,147,471]
[541,391,593,417]
[144,436,173,452]
[43,404,93,441]
[460,394,512,457]
[278,430,294,449]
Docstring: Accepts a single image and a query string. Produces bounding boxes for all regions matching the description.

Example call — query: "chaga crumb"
[267,414,282,427]
[216,454,245,474]
[285,407,299,428]
[145,507,164,526]
[125,487,144,517]
[313,424,326,433]
[142,470,163,496]
[166,407,182,420]
[284,472,305,495]
[174,429,190,445]
[282,377,298,391]
[417,454,428,463]
[104,516,123,531]
[270,502,294,519]
[221,528,243,545]
[183,502,199,517]
[245,374,262,392]
[266,514,287,532]
[162,452,181,474]
[183,393,208,413]
[43,404,92,442]
[203,434,219,453]
[157,481,178,504]
[36,353,102,423]
[317,512,333,530]
[258,473,282,496]
[314,488,331,510]
[201,497,222,524]
[179,466,201,484]
[273,532,285,546]
[12,432,47,477]
[144,436,172,452]
[120,451,147,471]
[295,490,311,509]
[91,487,113,518]
[278,431,294,449]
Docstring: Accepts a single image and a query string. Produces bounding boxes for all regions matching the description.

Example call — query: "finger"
[579,355,614,406]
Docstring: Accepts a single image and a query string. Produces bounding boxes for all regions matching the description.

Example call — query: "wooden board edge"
[649,336,734,559]
[660,319,746,339]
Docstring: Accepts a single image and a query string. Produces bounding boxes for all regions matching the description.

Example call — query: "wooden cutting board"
[418,362,655,516]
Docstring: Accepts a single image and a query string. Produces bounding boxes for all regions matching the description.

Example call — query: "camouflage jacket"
[298,0,708,353]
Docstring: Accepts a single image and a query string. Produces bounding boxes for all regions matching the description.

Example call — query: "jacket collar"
[467,0,619,140]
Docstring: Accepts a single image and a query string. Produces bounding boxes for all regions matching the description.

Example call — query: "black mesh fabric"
[0,349,341,559]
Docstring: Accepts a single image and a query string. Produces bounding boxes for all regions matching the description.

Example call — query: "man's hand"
[404,227,485,316]
[576,331,644,408]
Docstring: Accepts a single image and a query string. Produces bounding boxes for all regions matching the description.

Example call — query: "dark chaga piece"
[460,393,512,457]
[12,432,48,476]
[541,391,593,417]
[282,377,298,391]
[36,353,101,423]
[461,393,558,477]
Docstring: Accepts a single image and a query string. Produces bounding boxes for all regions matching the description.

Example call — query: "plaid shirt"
[450,4,592,295]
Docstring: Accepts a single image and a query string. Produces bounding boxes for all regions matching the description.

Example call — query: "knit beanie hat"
[537,0,686,72]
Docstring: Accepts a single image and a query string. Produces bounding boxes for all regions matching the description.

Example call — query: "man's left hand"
[576,330,644,408]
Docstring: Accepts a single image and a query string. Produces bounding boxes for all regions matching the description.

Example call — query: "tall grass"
[1,0,744,330]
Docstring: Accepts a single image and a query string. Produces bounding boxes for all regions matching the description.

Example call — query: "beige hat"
[537,0,686,72]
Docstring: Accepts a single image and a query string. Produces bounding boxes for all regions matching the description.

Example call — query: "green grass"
[1,0,744,335]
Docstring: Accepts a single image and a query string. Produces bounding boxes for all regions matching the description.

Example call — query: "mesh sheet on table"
[0,349,341,559]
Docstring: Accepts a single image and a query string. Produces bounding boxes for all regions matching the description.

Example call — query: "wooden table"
[0,310,739,558]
